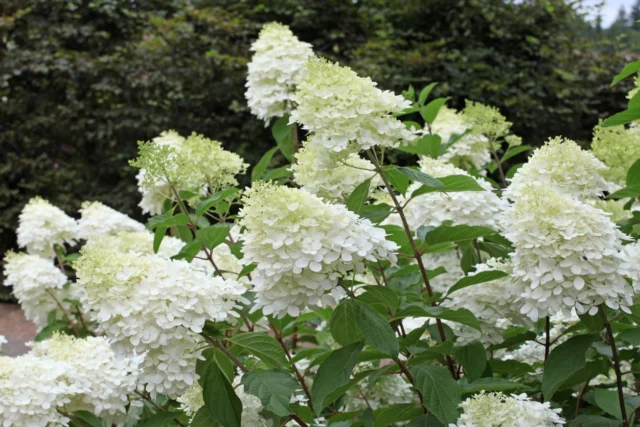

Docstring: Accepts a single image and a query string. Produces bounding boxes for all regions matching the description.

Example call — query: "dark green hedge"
[0,0,632,296]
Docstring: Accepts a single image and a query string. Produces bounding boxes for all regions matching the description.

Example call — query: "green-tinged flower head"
[590,199,633,223]
[291,57,415,152]
[462,100,512,141]
[628,75,640,100]
[130,132,248,194]
[591,123,640,186]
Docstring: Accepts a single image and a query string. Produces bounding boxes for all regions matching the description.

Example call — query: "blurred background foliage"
[0,0,637,296]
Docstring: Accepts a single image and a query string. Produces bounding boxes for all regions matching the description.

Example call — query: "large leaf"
[196,224,230,250]
[397,135,441,157]
[330,300,364,346]
[195,188,240,216]
[310,341,364,414]
[421,97,449,124]
[395,304,482,331]
[272,116,295,162]
[418,82,438,105]
[409,363,461,425]
[373,404,424,427]
[197,347,235,386]
[608,185,640,199]
[500,145,531,162]
[425,224,497,245]
[395,166,444,190]
[626,158,640,187]
[383,165,410,195]
[594,388,632,420]
[227,333,288,369]
[569,415,622,427]
[460,378,527,395]
[411,175,485,197]
[542,334,596,399]
[452,342,486,382]
[447,270,507,295]
[346,178,372,214]
[611,60,640,85]
[242,369,298,417]
[136,412,184,427]
[354,300,399,358]
[601,108,640,127]
[203,363,242,427]
[251,147,278,181]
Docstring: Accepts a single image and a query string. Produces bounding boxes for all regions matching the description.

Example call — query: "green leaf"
[262,166,293,181]
[195,188,240,217]
[395,167,444,190]
[153,226,166,254]
[164,213,190,227]
[346,178,372,214]
[397,135,441,157]
[578,312,604,333]
[171,240,202,262]
[70,411,108,427]
[252,147,278,181]
[460,378,527,395]
[488,359,534,378]
[425,224,497,245]
[272,116,295,162]
[197,347,235,386]
[360,285,400,313]
[611,59,640,85]
[196,224,230,250]
[360,204,392,223]
[310,341,364,414]
[227,333,288,369]
[418,82,438,105]
[405,415,445,427]
[569,415,621,427]
[394,304,482,331]
[203,363,242,427]
[373,404,424,427]
[421,97,449,124]
[383,165,410,195]
[594,388,633,420]
[242,369,298,417]
[452,342,486,382]
[608,185,640,199]
[409,363,461,425]
[411,175,485,198]
[601,108,640,127]
[174,224,193,243]
[500,145,531,162]
[136,412,184,427]
[190,408,218,427]
[447,270,507,295]
[330,300,364,346]
[542,334,596,400]
[627,159,640,187]
[354,300,399,358]
[618,328,640,344]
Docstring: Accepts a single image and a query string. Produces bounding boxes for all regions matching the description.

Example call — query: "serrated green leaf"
[411,175,484,198]
[373,404,424,427]
[346,178,372,214]
[394,304,482,332]
[542,334,596,400]
[272,116,295,162]
[594,388,633,420]
[383,165,410,195]
[197,347,235,386]
[447,270,508,295]
[330,300,364,346]
[460,378,527,395]
[397,135,441,157]
[203,363,242,427]
[425,224,497,245]
[421,97,449,124]
[453,342,486,382]
[195,188,240,217]
[227,333,288,368]
[242,369,298,417]
[196,224,230,250]
[409,363,460,424]
[354,300,399,358]
[395,166,444,190]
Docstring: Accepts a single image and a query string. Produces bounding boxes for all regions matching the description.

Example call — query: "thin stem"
[292,124,300,153]
[290,414,308,427]
[367,149,457,379]
[544,316,551,362]
[356,383,375,414]
[45,289,81,337]
[202,335,249,373]
[134,391,187,427]
[488,138,507,188]
[574,379,590,419]
[396,357,426,413]
[600,306,629,427]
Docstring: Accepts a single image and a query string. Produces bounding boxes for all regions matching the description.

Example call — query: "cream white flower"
[429,106,491,170]
[74,247,247,397]
[502,184,633,321]
[345,373,416,411]
[31,333,143,424]
[291,144,376,202]
[3,251,82,329]
[291,57,415,152]
[504,137,611,201]
[246,22,313,122]
[450,392,565,427]
[17,197,77,258]
[77,201,146,240]
[402,157,506,230]
[239,182,398,317]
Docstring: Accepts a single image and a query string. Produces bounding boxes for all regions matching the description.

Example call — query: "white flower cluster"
[3,251,82,329]
[291,144,376,202]
[136,130,185,215]
[443,258,523,346]
[178,378,270,426]
[239,182,398,317]
[429,106,491,170]
[504,137,611,201]
[345,373,416,411]
[17,197,77,258]
[30,333,143,424]
[0,334,142,427]
[245,22,314,122]
[77,201,146,240]
[74,246,247,397]
[291,57,415,152]
[402,157,506,230]
[450,392,565,427]
[502,184,633,321]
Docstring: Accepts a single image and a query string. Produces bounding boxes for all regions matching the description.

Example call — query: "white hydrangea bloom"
[74,247,247,397]
[429,106,491,170]
[443,258,523,347]
[77,201,146,240]
[402,157,506,230]
[178,377,270,426]
[239,182,398,318]
[17,197,78,258]
[83,230,184,259]
[3,252,82,329]
[504,137,611,201]
[345,373,416,411]
[136,130,185,215]
[502,184,633,321]
[31,333,143,424]
[420,250,464,294]
[291,144,376,202]
[245,22,313,122]
[291,57,415,152]
[451,392,565,427]
[0,354,81,426]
